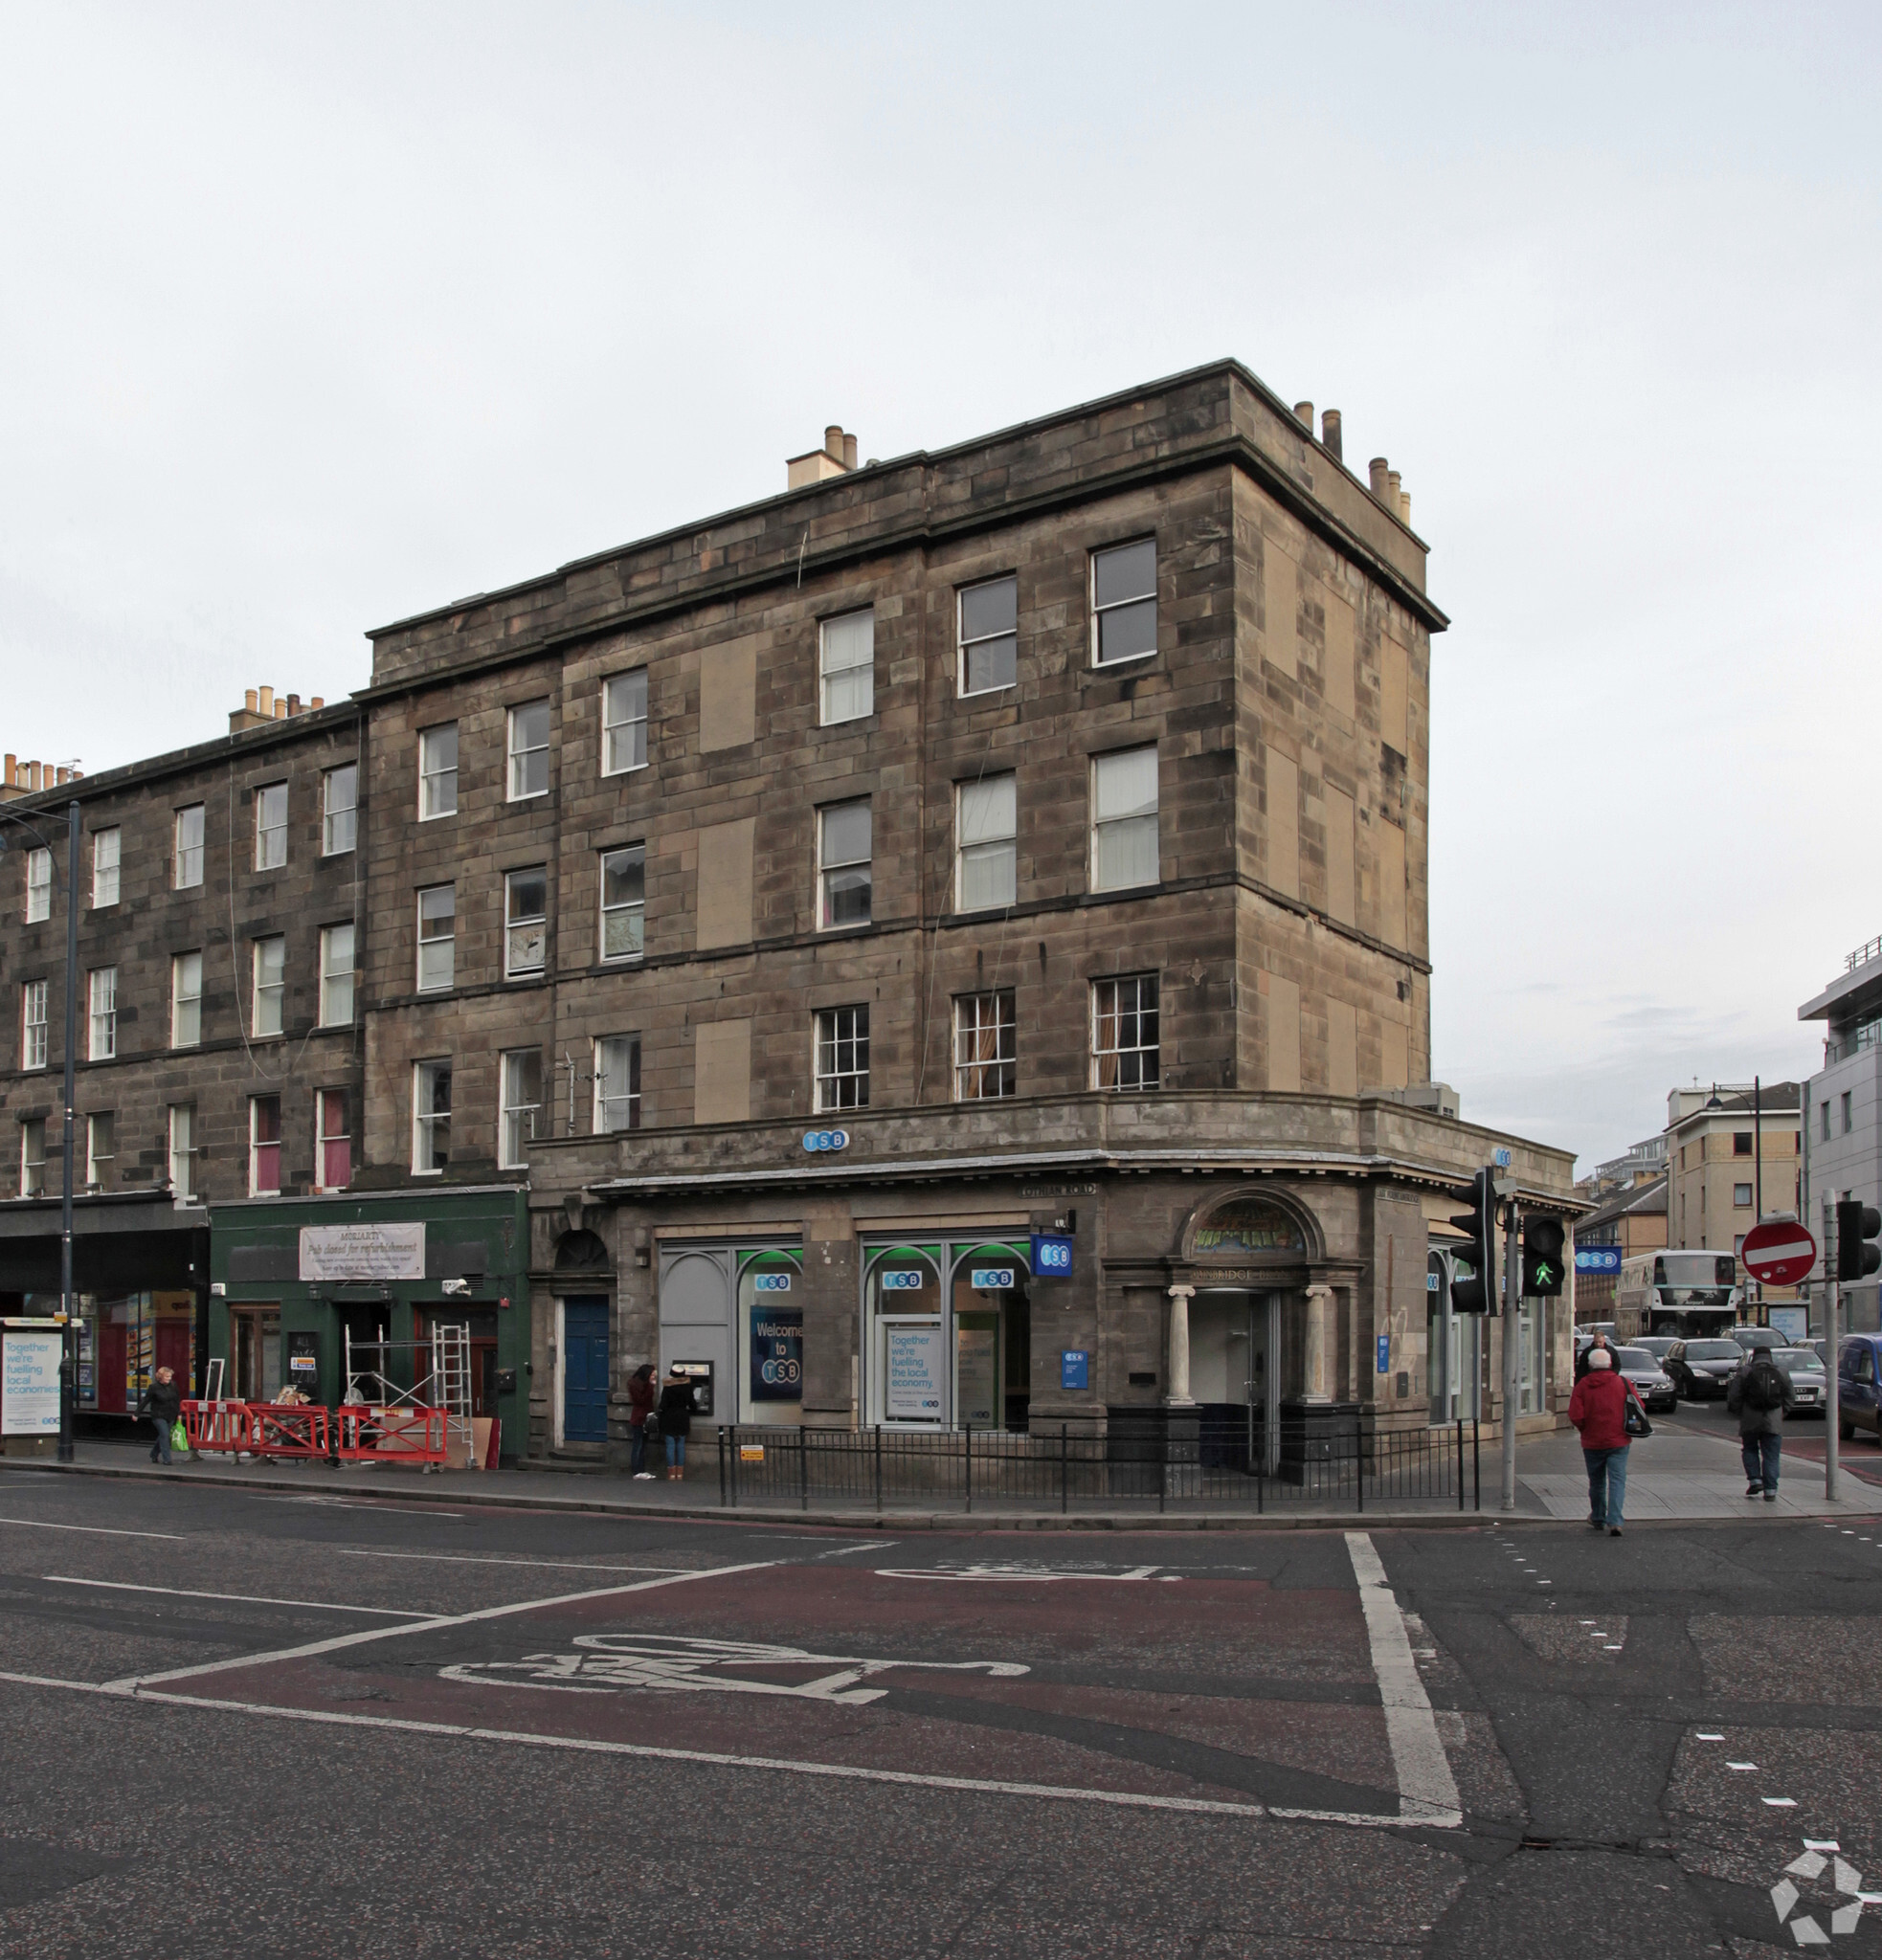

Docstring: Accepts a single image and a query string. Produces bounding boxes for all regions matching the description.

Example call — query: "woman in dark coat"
[627,1364,658,1479]
[657,1368,695,1481]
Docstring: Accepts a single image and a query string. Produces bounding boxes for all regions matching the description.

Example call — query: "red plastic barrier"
[334,1404,447,1467]
[246,1402,329,1459]
[181,1400,247,1454]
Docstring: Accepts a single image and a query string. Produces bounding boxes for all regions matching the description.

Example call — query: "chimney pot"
[273,697,287,719]
[286,693,302,716]
[1292,401,1314,431]
[310,696,324,711]
[841,432,858,470]
[29,761,41,791]
[258,685,274,716]
[1320,409,1342,461]
[1399,490,1412,526]
[244,689,258,714]
[1387,469,1402,516]
[1369,457,1391,501]
[56,768,69,785]
[825,424,845,461]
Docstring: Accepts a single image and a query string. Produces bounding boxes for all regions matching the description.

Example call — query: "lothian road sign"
[1740,1219,1818,1288]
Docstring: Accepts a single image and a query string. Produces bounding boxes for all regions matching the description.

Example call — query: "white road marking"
[1763,1796,1797,1808]
[0,1668,1450,1830]
[1344,1532,1463,1827]
[815,1543,895,1559]
[0,1516,187,1542]
[44,1577,428,1619]
[874,1564,1165,1584]
[1697,1731,1724,1740]
[239,1495,464,1517]
[1729,1761,1758,1770]
[334,1548,691,1575]
[100,1562,774,1692]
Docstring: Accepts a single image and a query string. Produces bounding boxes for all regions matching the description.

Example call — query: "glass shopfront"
[73,1291,196,1413]
[863,1239,1033,1431]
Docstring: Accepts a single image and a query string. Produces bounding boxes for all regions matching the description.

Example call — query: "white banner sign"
[299,1223,427,1282]
[2,1330,62,1435]
[885,1321,945,1423]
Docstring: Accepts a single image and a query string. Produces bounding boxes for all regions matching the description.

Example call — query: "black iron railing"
[715,1416,1480,1513]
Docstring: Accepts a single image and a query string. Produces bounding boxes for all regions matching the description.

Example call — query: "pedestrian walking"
[140,1366,183,1466]
[1574,1330,1614,1382]
[657,1368,695,1481]
[1567,1347,1631,1536]
[627,1363,657,1480]
[1726,1344,1794,1502]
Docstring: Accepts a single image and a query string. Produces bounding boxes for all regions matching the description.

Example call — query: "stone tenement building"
[1,360,1578,1460]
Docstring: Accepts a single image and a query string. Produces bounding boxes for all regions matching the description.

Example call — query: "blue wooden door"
[562,1298,611,1442]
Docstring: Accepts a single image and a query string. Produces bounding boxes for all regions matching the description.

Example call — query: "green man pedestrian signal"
[1837,1198,1882,1281]
[1448,1169,1500,1314]
[1521,1216,1566,1297]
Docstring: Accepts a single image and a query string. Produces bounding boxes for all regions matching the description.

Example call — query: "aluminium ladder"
[432,1322,477,1468]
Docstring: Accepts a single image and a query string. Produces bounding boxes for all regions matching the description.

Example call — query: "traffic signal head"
[1522,1215,1567,1297]
[1838,1198,1882,1281]
[1447,1168,1500,1313]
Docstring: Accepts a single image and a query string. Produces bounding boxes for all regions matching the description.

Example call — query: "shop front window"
[862,1241,1034,1432]
[737,1249,805,1424]
[952,1244,1032,1433]
[865,1247,945,1428]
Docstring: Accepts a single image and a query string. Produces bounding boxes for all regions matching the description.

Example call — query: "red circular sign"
[1740,1219,1818,1286]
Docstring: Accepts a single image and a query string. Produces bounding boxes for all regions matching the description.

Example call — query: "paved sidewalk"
[1517,1419,1882,1520]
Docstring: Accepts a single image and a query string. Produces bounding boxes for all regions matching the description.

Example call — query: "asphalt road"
[1,1465,1879,1957]
[1658,1385,1882,1481]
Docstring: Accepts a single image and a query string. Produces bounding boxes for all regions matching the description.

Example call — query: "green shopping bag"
[170,1419,190,1456]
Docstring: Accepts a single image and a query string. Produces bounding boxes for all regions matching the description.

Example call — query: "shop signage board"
[969,1268,1014,1290]
[885,1321,944,1421]
[1061,1348,1089,1392]
[300,1223,426,1283]
[751,1273,792,1293]
[2,1328,62,1435]
[1032,1234,1073,1276]
[750,1310,803,1401]
[1574,1247,1623,1276]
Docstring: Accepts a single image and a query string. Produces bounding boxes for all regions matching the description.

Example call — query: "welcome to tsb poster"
[750,1309,803,1401]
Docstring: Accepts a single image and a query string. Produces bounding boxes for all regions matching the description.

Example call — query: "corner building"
[354,361,1576,1460]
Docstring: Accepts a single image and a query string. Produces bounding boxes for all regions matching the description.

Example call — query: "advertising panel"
[885,1321,944,1422]
[749,1309,803,1402]
[2,1329,63,1435]
[299,1223,427,1282]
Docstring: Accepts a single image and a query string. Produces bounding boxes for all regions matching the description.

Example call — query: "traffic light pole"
[1826,1271,1840,1503]
[1501,1198,1521,1511]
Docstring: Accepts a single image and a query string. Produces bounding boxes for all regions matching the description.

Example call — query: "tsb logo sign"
[1032,1234,1074,1275]
[801,1129,849,1153]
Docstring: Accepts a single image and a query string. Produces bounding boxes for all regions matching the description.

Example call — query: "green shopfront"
[210,1188,529,1462]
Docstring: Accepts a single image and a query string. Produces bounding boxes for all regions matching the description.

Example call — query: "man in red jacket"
[1567,1347,1631,1536]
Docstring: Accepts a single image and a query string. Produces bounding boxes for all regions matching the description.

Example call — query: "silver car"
[1771,1347,1826,1417]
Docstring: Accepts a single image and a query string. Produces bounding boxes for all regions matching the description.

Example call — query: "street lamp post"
[1,798,81,1461]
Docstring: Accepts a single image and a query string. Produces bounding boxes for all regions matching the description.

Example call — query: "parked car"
[1665,1338,1747,1400]
[1613,1345,1678,1413]
[1838,1335,1882,1443]
[1730,1325,1784,1351]
[1770,1347,1826,1417]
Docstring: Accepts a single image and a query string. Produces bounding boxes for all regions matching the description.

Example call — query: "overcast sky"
[3,3,1874,1172]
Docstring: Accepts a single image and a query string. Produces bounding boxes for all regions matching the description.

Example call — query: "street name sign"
[1740,1219,1818,1288]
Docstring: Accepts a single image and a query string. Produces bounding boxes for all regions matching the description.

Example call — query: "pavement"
[5,1463,1882,1954]
[21,1407,1882,1530]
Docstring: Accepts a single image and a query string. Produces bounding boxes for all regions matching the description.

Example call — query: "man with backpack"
[1726,1345,1795,1502]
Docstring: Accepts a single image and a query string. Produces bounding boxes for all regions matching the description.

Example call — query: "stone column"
[1165,1284,1196,1407]
[1301,1283,1335,1404]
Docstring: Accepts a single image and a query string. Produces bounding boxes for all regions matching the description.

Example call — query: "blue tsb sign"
[1574,1246,1623,1276]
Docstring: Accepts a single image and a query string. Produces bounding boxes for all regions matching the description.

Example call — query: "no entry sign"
[1740,1219,1818,1287]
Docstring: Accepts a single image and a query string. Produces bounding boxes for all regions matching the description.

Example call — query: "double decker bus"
[1613,1251,1739,1339]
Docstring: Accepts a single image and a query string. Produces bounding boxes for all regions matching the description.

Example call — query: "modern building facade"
[1800,939,1882,1332]
[2,361,1580,1461]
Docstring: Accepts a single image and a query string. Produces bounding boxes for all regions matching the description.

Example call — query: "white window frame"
[85,1111,113,1191]
[249,1095,281,1197]
[413,1060,451,1174]
[1089,746,1160,893]
[499,1049,543,1169]
[1090,537,1158,667]
[507,700,550,801]
[173,805,205,889]
[1733,1183,1754,1208]
[594,1034,641,1134]
[817,799,872,931]
[254,782,288,871]
[21,1118,46,1198]
[315,1088,350,1193]
[252,935,286,1038]
[418,724,459,819]
[22,980,48,1072]
[88,967,117,1061]
[953,990,1017,1101]
[814,1004,870,1113]
[168,1103,196,1200]
[1091,972,1160,1092]
[955,773,1017,912]
[957,575,1018,697]
[818,610,875,725]
[319,923,355,1027]
[322,764,357,857]
[599,845,645,963]
[504,867,548,979]
[25,846,51,923]
[416,885,455,992]
[170,951,203,1048]
[91,828,121,908]
[602,670,649,776]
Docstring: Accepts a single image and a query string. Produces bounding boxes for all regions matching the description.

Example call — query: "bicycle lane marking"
[1345,1531,1462,1827]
